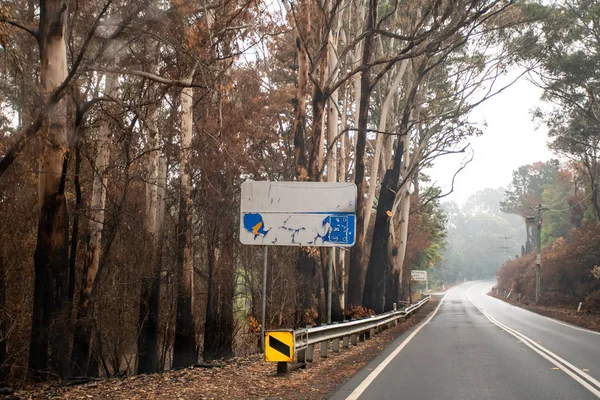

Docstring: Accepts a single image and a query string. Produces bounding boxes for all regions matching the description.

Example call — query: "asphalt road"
[331,281,600,400]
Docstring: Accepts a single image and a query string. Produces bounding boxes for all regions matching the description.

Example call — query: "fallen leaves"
[14,299,438,400]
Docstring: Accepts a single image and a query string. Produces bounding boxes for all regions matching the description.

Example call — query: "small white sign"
[536,254,541,264]
[239,181,357,247]
[411,270,427,282]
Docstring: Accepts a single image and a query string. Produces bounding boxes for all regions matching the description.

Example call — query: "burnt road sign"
[265,329,294,362]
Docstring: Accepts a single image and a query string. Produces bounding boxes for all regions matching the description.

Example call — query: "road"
[331,281,600,400]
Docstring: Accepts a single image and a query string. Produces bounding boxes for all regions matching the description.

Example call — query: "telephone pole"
[532,203,548,304]
[499,235,511,263]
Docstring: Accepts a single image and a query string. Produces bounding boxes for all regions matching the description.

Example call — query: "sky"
[426,74,556,205]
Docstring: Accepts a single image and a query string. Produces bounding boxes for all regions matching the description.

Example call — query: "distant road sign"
[265,330,294,362]
[411,270,427,282]
[239,181,356,247]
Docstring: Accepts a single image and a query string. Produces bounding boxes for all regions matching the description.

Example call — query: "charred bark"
[0,256,7,382]
[203,227,235,361]
[28,0,72,379]
[347,0,378,308]
[173,86,197,368]
[69,147,82,305]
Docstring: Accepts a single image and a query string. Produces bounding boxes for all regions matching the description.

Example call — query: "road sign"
[265,330,294,362]
[411,270,427,282]
[240,181,356,247]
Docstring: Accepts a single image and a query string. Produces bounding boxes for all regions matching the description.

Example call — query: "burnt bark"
[172,192,197,367]
[347,0,378,308]
[137,276,159,373]
[29,159,71,378]
[69,147,82,305]
[385,269,399,311]
[0,256,7,382]
[173,86,196,368]
[203,226,235,361]
[28,0,72,379]
[363,166,400,313]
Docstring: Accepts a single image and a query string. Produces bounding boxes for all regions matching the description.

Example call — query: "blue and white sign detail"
[240,181,357,247]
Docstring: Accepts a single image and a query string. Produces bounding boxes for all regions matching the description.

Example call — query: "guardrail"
[273,295,431,373]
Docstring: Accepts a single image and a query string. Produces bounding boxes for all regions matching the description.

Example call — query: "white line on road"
[344,288,456,400]
[479,282,600,336]
[467,284,600,398]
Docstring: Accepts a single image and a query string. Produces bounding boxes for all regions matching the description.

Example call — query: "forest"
[0,0,599,384]
[495,160,600,309]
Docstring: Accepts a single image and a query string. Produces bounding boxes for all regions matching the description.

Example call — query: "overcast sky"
[426,74,556,205]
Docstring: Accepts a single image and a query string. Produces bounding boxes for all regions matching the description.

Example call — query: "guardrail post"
[306,344,314,362]
[297,349,306,364]
[351,334,358,346]
[343,336,349,348]
[333,338,340,352]
[321,341,328,358]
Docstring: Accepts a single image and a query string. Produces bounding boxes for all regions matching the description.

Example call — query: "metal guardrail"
[289,296,431,366]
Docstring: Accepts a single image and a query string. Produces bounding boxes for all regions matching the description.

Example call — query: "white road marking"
[467,284,600,398]
[345,287,456,400]
[480,282,600,336]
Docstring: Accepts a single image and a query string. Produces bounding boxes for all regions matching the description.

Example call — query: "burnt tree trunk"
[72,67,117,376]
[0,256,7,382]
[68,146,82,305]
[203,223,235,361]
[362,140,402,313]
[29,0,71,378]
[347,0,378,308]
[173,86,197,368]
[385,270,399,311]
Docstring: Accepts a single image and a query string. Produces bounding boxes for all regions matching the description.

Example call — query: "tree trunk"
[72,70,116,376]
[0,256,7,382]
[69,147,82,305]
[395,186,412,303]
[363,61,407,234]
[137,99,161,374]
[385,269,399,311]
[337,86,348,311]
[173,86,197,368]
[325,40,343,321]
[29,0,71,379]
[292,0,311,181]
[362,139,403,313]
[203,225,235,361]
[347,0,377,308]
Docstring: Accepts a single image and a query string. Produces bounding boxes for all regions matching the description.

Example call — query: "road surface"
[331,281,600,399]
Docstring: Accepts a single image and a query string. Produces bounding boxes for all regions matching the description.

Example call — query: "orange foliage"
[496,222,600,311]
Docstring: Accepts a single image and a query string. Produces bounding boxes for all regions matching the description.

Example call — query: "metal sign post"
[261,246,268,353]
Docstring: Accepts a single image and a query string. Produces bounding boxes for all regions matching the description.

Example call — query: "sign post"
[261,246,268,352]
[240,181,357,354]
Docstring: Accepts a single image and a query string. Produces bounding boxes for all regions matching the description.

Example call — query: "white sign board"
[411,270,428,282]
[239,181,356,247]
[536,254,541,264]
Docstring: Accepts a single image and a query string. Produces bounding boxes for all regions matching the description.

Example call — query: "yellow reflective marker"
[265,330,294,362]
[583,369,590,372]
[517,341,522,343]
[552,368,560,370]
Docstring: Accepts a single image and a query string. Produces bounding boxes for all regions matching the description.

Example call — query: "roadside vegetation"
[494,0,600,315]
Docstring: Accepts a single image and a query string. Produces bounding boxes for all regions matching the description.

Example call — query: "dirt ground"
[11,299,438,400]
